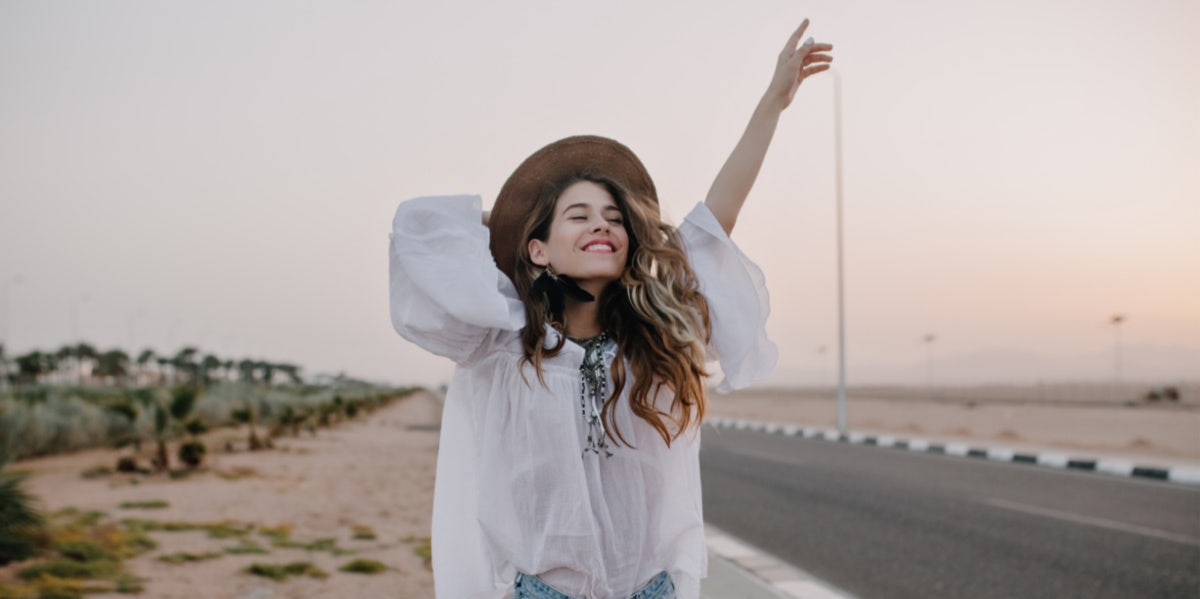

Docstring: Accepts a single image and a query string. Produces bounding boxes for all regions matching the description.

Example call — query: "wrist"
[755,91,787,120]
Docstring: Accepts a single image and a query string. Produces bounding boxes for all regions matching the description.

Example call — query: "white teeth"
[584,244,614,252]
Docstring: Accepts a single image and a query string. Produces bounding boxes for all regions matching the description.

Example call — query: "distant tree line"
[0,342,303,388]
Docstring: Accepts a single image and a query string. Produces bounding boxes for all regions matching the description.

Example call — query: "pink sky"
[1,0,1196,387]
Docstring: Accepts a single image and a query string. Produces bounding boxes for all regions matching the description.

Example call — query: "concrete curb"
[707,418,1200,487]
[705,524,858,599]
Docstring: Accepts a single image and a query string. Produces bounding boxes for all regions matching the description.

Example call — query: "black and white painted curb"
[706,525,857,599]
[706,417,1200,487]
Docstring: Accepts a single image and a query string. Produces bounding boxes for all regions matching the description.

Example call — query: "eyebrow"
[560,203,621,215]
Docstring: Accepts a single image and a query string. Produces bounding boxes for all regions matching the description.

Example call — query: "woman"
[389,19,832,599]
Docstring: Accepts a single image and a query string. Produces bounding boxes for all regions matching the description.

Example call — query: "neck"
[563,296,603,339]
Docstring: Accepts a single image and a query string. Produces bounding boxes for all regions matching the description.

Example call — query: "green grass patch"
[55,540,114,563]
[271,537,355,556]
[118,500,169,510]
[17,559,120,581]
[224,540,269,555]
[350,525,376,540]
[0,575,89,599]
[244,561,328,581]
[339,559,388,574]
[80,465,113,479]
[121,518,252,539]
[256,524,292,542]
[157,551,223,564]
[400,535,431,570]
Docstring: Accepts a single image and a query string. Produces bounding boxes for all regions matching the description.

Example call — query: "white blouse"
[389,195,777,599]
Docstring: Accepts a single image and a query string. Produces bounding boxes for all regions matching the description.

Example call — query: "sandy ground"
[707,388,1200,466]
[11,391,442,599]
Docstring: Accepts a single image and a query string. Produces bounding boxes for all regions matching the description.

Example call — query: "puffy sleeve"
[389,194,526,365]
[677,201,779,392]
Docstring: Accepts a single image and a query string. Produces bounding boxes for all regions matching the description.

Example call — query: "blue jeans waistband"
[513,570,675,599]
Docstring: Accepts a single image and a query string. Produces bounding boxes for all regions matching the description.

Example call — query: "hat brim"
[488,135,658,281]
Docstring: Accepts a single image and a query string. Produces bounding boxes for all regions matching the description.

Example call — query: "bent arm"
[704,19,833,236]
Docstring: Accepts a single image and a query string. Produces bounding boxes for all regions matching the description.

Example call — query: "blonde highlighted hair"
[512,173,711,448]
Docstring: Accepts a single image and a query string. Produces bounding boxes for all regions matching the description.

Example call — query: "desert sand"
[12,391,442,599]
[707,388,1200,466]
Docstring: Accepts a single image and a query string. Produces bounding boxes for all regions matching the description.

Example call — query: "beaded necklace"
[572,332,614,458]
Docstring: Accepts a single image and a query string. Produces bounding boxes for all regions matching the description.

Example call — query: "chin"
[563,266,625,283]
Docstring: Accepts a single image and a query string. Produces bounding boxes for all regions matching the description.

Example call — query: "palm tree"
[230,397,268,451]
[0,449,47,565]
[106,394,141,466]
[15,351,54,385]
[237,359,256,384]
[156,356,173,386]
[136,348,156,385]
[259,361,276,386]
[173,347,199,385]
[94,349,130,387]
[276,363,303,386]
[74,342,98,386]
[54,344,74,384]
[200,354,222,387]
[150,385,199,472]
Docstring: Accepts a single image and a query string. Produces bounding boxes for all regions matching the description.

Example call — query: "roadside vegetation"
[0,342,417,595]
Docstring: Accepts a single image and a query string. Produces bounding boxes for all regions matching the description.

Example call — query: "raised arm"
[704,19,833,236]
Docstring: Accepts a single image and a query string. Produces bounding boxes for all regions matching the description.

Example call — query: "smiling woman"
[527,178,630,295]
[388,18,831,599]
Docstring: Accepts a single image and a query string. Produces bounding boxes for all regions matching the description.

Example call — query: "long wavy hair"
[513,172,712,448]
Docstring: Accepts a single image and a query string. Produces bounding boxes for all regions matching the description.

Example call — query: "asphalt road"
[700,427,1200,599]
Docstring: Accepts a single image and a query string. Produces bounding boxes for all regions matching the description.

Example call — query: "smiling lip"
[582,240,616,253]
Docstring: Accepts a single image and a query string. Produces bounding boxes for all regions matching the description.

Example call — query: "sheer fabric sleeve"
[389,194,525,365]
[677,201,779,392]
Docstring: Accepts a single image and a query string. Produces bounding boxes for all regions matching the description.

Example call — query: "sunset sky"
[2,0,1196,387]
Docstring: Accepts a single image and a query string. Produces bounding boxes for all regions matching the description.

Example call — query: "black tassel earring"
[532,265,595,314]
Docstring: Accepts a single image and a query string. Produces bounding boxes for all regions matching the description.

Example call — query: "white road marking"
[706,533,758,559]
[1169,467,1200,485]
[1096,460,1134,477]
[980,497,1200,548]
[1036,453,1069,468]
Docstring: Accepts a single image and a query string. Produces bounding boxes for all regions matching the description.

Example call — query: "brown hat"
[488,135,659,281]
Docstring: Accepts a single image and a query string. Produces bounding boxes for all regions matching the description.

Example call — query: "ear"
[528,238,549,267]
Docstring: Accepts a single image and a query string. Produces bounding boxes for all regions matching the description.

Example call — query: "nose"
[591,217,609,233]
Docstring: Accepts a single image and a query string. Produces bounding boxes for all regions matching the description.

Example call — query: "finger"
[782,18,810,54]
[801,64,831,78]
[803,53,834,64]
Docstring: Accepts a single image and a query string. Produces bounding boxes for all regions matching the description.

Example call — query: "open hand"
[769,18,833,109]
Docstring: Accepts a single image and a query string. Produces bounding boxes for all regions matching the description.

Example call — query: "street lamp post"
[1110,314,1125,402]
[923,334,936,400]
[817,345,828,396]
[832,68,848,434]
[70,293,90,386]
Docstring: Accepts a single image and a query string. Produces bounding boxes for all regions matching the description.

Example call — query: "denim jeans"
[513,570,675,599]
